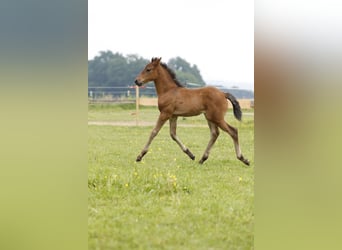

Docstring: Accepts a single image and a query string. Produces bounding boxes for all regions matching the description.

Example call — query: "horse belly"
[174,109,203,116]
[173,100,204,116]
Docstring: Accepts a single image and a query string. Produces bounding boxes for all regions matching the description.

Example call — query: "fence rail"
[88,86,254,108]
[88,86,155,102]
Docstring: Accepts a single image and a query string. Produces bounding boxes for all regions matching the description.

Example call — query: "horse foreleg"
[169,116,195,160]
[136,113,169,162]
[199,121,219,164]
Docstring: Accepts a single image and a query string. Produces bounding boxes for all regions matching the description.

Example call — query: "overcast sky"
[88,0,254,90]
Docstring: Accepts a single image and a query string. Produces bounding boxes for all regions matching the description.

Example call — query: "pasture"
[88,104,254,249]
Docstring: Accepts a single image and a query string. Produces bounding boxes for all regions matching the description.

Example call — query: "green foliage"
[88,51,149,87]
[88,51,206,87]
[168,57,205,86]
[88,104,254,249]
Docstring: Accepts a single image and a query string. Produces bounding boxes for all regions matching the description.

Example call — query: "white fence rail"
[88,86,254,108]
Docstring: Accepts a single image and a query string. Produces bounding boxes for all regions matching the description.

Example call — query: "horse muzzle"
[135,79,143,87]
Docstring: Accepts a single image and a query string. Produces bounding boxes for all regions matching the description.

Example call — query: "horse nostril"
[135,79,142,86]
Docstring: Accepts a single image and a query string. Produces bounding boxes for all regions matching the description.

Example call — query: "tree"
[88,52,206,88]
[88,51,149,87]
[88,51,123,86]
[167,57,206,87]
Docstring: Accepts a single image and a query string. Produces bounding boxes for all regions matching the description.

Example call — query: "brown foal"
[134,57,249,166]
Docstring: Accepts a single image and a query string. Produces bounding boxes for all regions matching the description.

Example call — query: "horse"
[134,57,250,166]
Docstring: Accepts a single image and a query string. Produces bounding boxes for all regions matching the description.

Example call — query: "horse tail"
[225,92,242,121]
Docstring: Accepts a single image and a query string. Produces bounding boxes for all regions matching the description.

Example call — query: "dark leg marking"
[184,148,195,160]
[238,155,250,166]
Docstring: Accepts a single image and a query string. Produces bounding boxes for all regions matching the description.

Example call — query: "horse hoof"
[184,149,195,160]
[136,151,147,162]
[238,155,250,166]
[199,156,208,164]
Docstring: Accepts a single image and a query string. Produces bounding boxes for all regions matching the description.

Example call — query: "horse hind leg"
[199,121,219,164]
[218,121,250,166]
[169,116,195,160]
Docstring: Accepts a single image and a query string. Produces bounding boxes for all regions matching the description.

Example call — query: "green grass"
[88,104,254,249]
[88,103,253,126]
[88,103,157,123]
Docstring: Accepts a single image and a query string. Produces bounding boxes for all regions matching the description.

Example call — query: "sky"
[88,0,254,90]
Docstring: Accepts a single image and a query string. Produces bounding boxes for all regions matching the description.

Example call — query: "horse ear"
[151,57,162,63]
[151,57,161,65]
[155,57,162,64]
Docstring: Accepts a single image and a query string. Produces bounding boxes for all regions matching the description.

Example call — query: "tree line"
[88,51,206,88]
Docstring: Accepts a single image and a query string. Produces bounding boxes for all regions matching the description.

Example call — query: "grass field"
[88,104,254,249]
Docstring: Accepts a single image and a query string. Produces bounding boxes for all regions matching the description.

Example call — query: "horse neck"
[154,66,178,96]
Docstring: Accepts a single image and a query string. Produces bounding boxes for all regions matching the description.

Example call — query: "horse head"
[135,57,162,86]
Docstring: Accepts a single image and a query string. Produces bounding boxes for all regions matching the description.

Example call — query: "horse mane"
[160,62,184,88]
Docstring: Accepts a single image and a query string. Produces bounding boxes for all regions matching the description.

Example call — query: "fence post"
[135,86,139,126]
